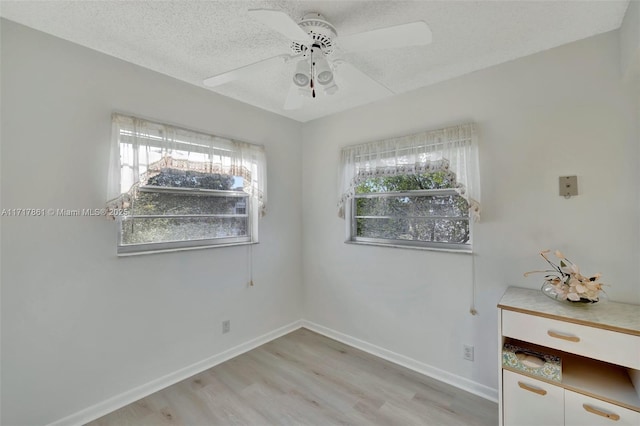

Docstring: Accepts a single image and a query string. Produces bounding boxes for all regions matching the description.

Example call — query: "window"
[339,124,480,251]
[107,114,266,255]
[353,170,470,250]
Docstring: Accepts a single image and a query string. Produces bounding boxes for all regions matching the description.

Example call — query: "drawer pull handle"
[547,330,580,342]
[582,404,620,421]
[517,381,547,396]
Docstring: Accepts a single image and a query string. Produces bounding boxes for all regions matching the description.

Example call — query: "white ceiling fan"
[203,9,432,110]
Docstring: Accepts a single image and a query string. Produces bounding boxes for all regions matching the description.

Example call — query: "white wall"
[0,20,303,426]
[3,17,639,426]
[620,0,640,81]
[302,30,639,396]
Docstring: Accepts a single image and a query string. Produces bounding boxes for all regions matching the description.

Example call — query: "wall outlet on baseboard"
[463,344,474,361]
[222,320,231,334]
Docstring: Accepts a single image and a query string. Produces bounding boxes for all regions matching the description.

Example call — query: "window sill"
[344,240,472,254]
[117,241,258,257]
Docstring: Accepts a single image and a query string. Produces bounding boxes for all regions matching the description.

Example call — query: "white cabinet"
[565,390,640,426]
[503,370,564,426]
[498,287,640,426]
[502,310,640,369]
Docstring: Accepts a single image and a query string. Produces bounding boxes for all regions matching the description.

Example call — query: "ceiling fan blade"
[248,9,312,44]
[338,21,432,52]
[203,54,292,87]
[283,83,304,110]
[335,61,394,96]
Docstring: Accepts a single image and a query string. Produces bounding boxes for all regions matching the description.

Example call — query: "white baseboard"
[301,320,499,403]
[47,320,303,426]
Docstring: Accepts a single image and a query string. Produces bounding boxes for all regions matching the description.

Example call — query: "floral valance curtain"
[107,113,267,215]
[338,123,480,219]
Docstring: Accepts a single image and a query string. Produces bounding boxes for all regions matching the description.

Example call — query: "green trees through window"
[353,171,470,249]
[121,168,249,248]
[355,170,458,193]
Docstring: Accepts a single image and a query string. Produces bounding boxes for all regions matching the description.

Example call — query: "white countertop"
[498,287,640,336]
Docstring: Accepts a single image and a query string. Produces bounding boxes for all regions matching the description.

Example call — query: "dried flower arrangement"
[525,250,606,303]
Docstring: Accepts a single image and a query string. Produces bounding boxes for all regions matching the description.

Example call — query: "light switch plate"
[559,175,578,197]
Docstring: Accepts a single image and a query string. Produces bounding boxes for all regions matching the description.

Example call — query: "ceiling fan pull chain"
[310,48,316,98]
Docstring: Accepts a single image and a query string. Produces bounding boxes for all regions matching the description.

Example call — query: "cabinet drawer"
[503,370,564,426]
[502,311,640,369]
[565,390,640,426]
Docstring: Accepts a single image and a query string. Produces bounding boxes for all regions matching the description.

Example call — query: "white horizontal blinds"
[106,113,267,216]
[338,123,480,220]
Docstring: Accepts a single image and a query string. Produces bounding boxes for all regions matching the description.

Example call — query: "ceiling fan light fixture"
[317,69,333,85]
[315,56,334,85]
[293,59,310,87]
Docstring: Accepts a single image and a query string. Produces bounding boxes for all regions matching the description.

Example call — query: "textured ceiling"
[0,1,630,122]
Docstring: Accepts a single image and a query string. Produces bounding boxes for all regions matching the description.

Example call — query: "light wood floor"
[88,328,498,425]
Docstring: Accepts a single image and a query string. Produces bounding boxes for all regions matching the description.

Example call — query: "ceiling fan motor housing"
[291,13,337,56]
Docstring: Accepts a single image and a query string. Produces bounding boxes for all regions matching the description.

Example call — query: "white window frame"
[338,123,480,252]
[107,114,266,256]
[117,186,253,255]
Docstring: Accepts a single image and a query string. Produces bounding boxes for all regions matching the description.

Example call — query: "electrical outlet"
[222,320,231,334]
[463,344,474,361]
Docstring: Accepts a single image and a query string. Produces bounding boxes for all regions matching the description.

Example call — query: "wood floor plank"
[87,328,498,425]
